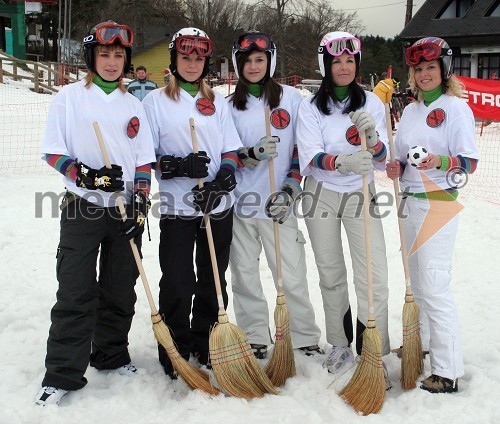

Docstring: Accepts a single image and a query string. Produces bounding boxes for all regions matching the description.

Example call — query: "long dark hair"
[230,50,282,111]
[312,53,366,115]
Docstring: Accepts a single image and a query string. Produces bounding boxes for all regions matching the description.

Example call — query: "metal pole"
[57,0,62,63]
[62,0,68,64]
[67,0,72,64]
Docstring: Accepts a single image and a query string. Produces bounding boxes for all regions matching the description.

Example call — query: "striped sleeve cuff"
[134,164,151,195]
[220,150,238,174]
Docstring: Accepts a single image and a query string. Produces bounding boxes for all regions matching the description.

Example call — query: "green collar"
[333,85,349,101]
[423,85,444,106]
[247,83,262,98]
[93,75,119,94]
[179,81,200,97]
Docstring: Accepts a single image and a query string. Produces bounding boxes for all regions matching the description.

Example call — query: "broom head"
[339,319,386,415]
[264,293,296,386]
[209,311,279,399]
[401,293,424,389]
[151,313,220,395]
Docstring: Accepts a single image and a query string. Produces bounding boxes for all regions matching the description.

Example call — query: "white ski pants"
[302,176,390,355]
[403,196,464,379]
[229,214,321,348]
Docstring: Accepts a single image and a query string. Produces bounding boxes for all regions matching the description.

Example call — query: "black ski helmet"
[83,21,134,74]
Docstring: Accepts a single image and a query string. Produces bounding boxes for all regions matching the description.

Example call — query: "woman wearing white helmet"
[227,31,322,360]
[386,36,479,393]
[142,27,243,378]
[296,31,391,380]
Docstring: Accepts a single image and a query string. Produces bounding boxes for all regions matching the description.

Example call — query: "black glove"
[192,168,236,214]
[76,161,124,192]
[157,151,211,180]
[119,191,151,240]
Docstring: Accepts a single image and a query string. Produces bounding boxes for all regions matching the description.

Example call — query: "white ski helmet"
[317,31,361,77]
[232,31,277,78]
[168,27,213,80]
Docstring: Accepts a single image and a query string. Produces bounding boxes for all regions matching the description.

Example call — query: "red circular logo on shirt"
[196,98,216,116]
[346,125,361,145]
[127,116,140,139]
[270,108,290,129]
[426,108,446,128]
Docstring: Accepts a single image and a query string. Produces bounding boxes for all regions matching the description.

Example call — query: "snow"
[1,78,500,423]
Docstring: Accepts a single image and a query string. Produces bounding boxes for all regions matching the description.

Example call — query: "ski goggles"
[175,36,213,57]
[324,37,361,57]
[94,23,134,47]
[405,42,450,66]
[234,33,273,52]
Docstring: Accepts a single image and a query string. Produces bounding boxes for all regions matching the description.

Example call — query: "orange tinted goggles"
[175,36,213,57]
[95,23,134,47]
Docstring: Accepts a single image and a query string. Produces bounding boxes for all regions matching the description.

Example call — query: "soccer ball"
[407,145,428,167]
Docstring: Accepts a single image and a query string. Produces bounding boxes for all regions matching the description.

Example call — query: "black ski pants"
[42,196,140,390]
[157,208,233,361]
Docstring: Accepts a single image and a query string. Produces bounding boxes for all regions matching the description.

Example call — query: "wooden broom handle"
[189,118,225,310]
[360,130,375,319]
[264,107,284,293]
[384,105,411,292]
[93,122,159,315]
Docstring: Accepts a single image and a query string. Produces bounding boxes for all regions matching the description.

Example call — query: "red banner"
[457,76,500,121]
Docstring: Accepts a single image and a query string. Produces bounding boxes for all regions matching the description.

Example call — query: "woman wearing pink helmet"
[296,31,391,384]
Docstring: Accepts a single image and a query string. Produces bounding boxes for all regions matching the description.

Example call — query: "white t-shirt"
[41,80,156,207]
[395,94,479,193]
[297,91,388,193]
[229,84,302,219]
[143,87,243,216]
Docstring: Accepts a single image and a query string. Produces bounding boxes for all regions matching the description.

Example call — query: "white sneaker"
[35,386,68,406]
[323,346,355,374]
[117,363,138,376]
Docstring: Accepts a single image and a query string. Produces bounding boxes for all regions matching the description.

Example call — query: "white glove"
[265,181,301,224]
[349,111,378,148]
[335,151,373,175]
[237,147,260,170]
[252,136,280,160]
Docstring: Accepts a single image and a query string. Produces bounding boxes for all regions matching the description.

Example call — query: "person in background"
[164,67,171,85]
[127,65,158,101]
[227,30,322,360]
[296,32,391,386]
[372,71,394,105]
[142,27,242,378]
[373,71,396,130]
[36,21,155,406]
[386,36,479,394]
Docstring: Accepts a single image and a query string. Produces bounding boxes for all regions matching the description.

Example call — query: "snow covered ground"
[1,77,500,423]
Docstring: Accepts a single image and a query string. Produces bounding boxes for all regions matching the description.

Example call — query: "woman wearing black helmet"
[227,31,322,360]
[296,31,391,383]
[386,36,479,393]
[36,21,156,406]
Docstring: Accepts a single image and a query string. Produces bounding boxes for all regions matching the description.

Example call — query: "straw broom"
[93,122,219,396]
[339,129,385,415]
[189,118,279,399]
[262,107,296,387]
[384,104,424,389]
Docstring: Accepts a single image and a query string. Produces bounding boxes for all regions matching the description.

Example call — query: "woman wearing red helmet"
[386,36,479,393]
[36,21,156,406]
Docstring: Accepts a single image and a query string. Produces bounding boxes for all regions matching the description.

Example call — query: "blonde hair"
[84,44,127,92]
[164,74,214,102]
[408,66,463,102]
